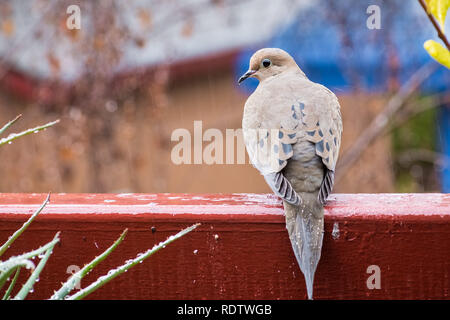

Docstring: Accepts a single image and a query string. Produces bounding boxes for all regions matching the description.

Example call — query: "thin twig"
[418,0,450,50]
[389,93,447,132]
[396,148,450,168]
[336,62,438,182]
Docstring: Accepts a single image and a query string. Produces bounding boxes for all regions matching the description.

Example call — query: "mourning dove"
[239,48,342,299]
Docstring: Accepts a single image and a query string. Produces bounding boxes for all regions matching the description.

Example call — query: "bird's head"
[238,48,303,84]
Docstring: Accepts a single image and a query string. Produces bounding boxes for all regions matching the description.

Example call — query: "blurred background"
[0,0,448,194]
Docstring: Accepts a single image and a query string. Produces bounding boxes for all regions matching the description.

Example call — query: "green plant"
[0,194,200,300]
[0,114,60,147]
[0,115,200,299]
[0,115,61,299]
[55,223,200,300]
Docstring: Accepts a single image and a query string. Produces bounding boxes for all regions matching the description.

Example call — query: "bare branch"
[418,0,450,50]
[396,148,450,168]
[336,62,438,182]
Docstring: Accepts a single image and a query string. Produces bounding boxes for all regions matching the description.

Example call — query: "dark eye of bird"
[262,59,271,68]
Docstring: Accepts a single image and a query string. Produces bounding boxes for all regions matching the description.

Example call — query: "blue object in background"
[236,0,450,191]
[438,105,450,192]
[236,0,449,94]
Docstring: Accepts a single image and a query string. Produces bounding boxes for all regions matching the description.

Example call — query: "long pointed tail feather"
[284,199,324,300]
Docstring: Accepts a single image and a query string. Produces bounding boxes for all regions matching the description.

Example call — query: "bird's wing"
[300,86,342,172]
[299,85,342,204]
[243,126,301,205]
[243,83,342,205]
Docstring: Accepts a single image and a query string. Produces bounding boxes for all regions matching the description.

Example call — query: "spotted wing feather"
[298,87,342,204]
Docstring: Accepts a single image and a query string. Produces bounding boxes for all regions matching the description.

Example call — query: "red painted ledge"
[0,193,449,300]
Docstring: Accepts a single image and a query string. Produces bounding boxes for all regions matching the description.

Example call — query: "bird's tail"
[284,195,324,300]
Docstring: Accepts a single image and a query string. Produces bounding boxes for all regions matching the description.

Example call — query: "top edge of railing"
[0,193,448,221]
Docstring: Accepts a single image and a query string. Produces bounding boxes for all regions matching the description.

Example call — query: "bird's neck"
[260,67,307,84]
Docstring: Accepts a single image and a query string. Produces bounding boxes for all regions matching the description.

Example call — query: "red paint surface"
[1,49,239,104]
[0,193,449,300]
[0,69,36,100]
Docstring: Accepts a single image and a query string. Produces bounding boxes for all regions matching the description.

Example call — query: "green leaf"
[0,259,34,291]
[0,114,22,136]
[66,223,200,300]
[0,234,60,289]
[424,39,450,68]
[10,236,60,262]
[50,229,128,300]
[0,193,50,257]
[0,119,59,147]
[426,0,450,30]
[2,267,21,300]
[13,232,60,300]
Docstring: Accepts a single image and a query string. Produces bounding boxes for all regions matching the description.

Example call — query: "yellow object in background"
[424,39,450,68]
[426,0,450,30]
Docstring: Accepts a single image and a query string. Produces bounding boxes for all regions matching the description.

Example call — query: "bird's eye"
[262,59,271,68]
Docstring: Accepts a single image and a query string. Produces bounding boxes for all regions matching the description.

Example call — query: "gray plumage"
[240,48,342,299]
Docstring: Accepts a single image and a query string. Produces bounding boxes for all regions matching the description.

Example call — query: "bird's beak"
[238,70,256,84]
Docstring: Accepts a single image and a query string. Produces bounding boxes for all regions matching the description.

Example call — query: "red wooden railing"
[0,193,449,300]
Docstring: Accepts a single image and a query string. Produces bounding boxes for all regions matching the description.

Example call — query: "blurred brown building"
[0,50,394,194]
[0,0,394,194]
